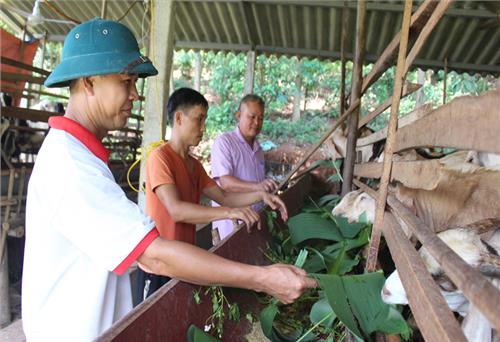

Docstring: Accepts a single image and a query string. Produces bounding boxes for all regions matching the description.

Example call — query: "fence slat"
[382,212,466,342]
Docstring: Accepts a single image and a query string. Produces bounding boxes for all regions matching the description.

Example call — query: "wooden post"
[0,245,9,328]
[340,2,349,115]
[169,68,174,95]
[243,50,256,95]
[0,169,15,328]
[139,0,176,209]
[366,0,413,272]
[37,31,47,100]
[443,57,448,105]
[292,59,302,122]
[194,51,202,92]
[341,0,366,196]
[20,23,31,108]
[415,69,426,108]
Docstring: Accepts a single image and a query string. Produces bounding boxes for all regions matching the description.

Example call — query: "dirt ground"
[244,321,269,342]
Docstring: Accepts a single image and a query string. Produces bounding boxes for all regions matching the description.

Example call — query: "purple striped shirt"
[211,128,265,239]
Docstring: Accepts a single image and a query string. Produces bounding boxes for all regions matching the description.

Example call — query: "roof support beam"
[176,41,252,51]
[188,1,494,18]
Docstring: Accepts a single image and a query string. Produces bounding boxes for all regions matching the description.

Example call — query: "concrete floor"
[0,320,25,342]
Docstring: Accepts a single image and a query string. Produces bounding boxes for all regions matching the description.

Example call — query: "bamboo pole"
[341,0,366,196]
[339,2,348,116]
[361,0,439,94]
[404,0,453,75]
[366,0,413,272]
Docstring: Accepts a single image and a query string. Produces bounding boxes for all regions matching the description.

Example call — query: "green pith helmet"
[44,18,157,88]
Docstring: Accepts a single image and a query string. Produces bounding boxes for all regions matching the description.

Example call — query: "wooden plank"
[9,125,48,134]
[394,90,500,154]
[356,178,500,334]
[0,87,69,100]
[357,103,432,147]
[354,160,442,190]
[1,56,51,76]
[366,0,413,272]
[385,193,500,332]
[1,106,60,122]
[116,127,141,134]
[382,212,466,342]
[1,72,46,85]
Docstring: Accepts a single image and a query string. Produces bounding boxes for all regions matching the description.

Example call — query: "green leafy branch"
[192,286,240,339]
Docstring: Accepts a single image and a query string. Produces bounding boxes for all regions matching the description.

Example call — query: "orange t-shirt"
[145,143,216,244]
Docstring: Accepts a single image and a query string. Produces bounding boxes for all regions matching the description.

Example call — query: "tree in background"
[171,49,496,147]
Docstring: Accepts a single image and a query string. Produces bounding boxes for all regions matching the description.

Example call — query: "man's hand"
[258,264,318,304]
[228,206,260,232]
[256,179,278,192]
[261,192,288,222]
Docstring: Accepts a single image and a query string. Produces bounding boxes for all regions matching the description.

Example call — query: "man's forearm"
[139,238,266,291]
[218,190,263,207]
[219,175,259,192]
[139,237,318,304]
[170,201,232,224]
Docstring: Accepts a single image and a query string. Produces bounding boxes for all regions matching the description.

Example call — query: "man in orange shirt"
[137,88,288,301]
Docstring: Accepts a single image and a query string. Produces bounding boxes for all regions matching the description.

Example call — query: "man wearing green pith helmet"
[22,18,316,341]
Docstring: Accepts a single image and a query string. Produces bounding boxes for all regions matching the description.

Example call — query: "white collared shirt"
[22,117,158,341]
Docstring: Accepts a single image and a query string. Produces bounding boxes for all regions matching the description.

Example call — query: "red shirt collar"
[48,116,110,164]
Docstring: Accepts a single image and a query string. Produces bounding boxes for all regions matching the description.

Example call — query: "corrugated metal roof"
[1,0,499,75]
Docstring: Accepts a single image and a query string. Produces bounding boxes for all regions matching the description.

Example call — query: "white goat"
[331,189,376,223]
[382,227,500,341]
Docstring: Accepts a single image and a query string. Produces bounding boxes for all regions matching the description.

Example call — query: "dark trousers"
[133,268,171,305]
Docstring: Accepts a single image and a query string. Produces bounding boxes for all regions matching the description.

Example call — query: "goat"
[382,225,500,341]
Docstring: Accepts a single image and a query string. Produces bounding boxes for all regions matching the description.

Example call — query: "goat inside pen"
[347,90,500,342]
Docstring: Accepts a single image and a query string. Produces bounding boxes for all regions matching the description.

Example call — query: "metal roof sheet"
[1,0,499,75]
